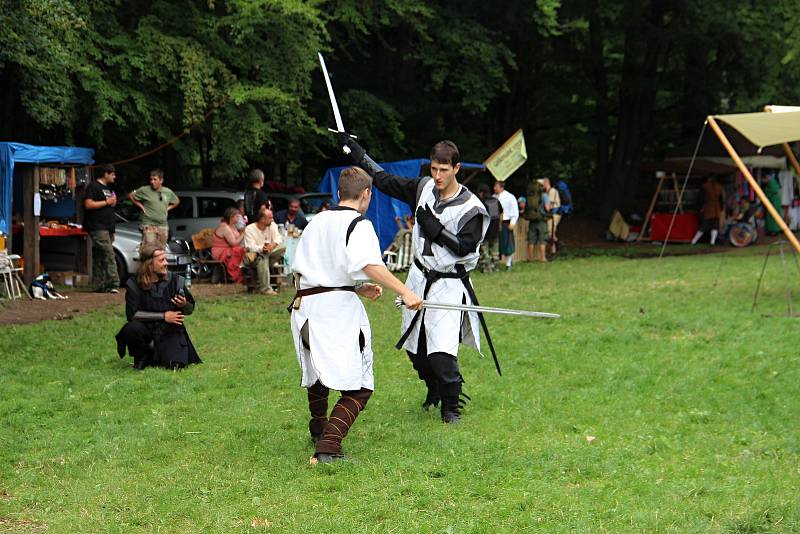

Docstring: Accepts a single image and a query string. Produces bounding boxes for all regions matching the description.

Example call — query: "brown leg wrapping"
[315,388,372,456]
[307,381,330,437]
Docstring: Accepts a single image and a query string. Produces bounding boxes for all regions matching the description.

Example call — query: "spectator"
[477,183,501,273]
[542,177,561,255]
[211,207,246,283]
[243,169,269,224]
[523,179,550,262]
[115,245,201,370]
[691,177,725,245]
[83,164,120,293]
[243,209,285,295]
[493,180,519,270]
[275,199,309,230]
[128,168,179,248]
[236,199,248,225]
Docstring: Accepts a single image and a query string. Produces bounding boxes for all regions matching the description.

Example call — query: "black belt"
[286,285,356,313]
[397,259,501,375]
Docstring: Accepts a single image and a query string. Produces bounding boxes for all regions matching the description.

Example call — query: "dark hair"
[150,168,164,179]
[478,183,490,196]
[339,167,372,201]
[249,169,265,184]
[100,164,116,176]
[430,140,460,166]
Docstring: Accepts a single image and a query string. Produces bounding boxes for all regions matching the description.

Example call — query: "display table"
[39,227,91,274]
[649,213,699,242]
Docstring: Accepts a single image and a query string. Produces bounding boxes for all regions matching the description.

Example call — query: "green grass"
[2,246,799,532]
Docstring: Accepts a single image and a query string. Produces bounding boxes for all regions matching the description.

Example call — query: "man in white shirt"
[493,180,519,269]
[290,166,422,463]
[243,210,285,295]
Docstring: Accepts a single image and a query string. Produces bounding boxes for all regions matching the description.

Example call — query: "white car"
[112,218,193,284]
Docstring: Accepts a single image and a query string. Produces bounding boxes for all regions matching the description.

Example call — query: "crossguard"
[394,295,404,309]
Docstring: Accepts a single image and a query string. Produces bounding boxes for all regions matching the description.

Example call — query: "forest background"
[2,0,800,216]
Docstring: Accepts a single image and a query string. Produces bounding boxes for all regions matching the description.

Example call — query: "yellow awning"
[712,110,800,148]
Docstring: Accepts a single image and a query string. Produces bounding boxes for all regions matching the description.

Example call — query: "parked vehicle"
[268,191,333,222]
[113,218,193,285]
[116,188,244,241]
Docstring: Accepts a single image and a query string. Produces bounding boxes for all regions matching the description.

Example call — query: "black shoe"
[133,358,147,370]
[442,412,461,424]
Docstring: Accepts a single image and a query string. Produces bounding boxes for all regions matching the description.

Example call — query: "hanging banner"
[484,128,527,181]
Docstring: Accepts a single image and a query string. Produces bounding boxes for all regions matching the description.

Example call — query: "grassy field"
[1,246,799,532]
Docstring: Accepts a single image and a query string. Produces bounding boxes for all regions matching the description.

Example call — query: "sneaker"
[108,288,120,294]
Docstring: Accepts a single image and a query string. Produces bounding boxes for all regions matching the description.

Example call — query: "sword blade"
[393,296,559,318]
[423,301,560,318]
[318,52,345,133]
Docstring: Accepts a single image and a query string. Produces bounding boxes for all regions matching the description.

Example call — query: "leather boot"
[440,381,462,424]
[422,377,440,411]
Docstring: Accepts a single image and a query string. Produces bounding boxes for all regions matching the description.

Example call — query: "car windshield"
[300,195,332,215]
[115,199,141,223]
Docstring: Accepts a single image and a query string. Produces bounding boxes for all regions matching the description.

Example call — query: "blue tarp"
[318,159,485,252]
[0,142,95,235]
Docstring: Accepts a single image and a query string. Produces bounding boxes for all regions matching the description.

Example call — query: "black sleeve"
[435,214,485,257]
[257,190,269,210]
[372,171,423,208]
[124,279,140,322]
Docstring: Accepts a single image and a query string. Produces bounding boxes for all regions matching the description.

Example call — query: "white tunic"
[290,208,382,391]
[401,179,490,357]
[495,189,519,225]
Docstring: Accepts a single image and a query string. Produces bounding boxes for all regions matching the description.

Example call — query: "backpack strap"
[345,215,367,246]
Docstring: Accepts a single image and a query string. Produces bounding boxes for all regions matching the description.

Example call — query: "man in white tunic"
[290,167,422,463]
[340,137,493,423]
[493,180,519,269]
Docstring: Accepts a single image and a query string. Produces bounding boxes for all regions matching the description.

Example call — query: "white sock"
[506,257,512,267]
[710,229,718,245]
[691,231,703,244]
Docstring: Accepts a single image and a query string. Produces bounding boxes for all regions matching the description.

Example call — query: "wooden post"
[707,116,800,254]
[22,166,41,284]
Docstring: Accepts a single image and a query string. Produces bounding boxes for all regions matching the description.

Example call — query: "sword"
[318,52,355,154]
[394,296,560,319]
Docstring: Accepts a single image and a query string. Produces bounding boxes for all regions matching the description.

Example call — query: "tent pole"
[782,143,800,177]
[706,116,800,254]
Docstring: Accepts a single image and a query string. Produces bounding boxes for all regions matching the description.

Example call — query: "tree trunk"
[601,0,672,218]
[588,0,610,198]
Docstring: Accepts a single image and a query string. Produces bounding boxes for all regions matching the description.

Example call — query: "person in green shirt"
[128,168,179,247]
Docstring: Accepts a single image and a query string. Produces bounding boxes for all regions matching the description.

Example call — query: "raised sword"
[318,52,355,153]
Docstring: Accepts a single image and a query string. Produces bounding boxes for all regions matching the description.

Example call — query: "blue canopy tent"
[318,159,485,252]
[0,142,95,236]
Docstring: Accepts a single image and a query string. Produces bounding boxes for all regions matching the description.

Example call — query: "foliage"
[1,0,799,199]
[1,248,800,531]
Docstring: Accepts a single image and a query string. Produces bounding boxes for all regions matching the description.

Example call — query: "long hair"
[136,245,165,291]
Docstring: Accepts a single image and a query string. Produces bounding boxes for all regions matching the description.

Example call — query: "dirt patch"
[0,518,48,533]
[0,283,251,327]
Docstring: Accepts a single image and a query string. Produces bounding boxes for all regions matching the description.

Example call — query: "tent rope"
[655,121,708,262]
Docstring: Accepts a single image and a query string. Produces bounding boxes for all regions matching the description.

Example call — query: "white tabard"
[401,179,489,357]
[290,208,382,391]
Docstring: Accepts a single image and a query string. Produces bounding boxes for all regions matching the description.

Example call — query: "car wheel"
[190,250,213,279]
[115,251,129,286]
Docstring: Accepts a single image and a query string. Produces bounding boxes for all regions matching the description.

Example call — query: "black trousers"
[406,327,461,385]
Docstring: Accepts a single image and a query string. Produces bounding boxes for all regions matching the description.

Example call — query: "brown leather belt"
[287,285,356,312]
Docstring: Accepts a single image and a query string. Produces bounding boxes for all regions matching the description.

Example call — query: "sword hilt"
[394,295,404,309]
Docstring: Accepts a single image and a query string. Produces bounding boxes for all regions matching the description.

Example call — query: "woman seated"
[211,206,246,283]
[116,245,201,370]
